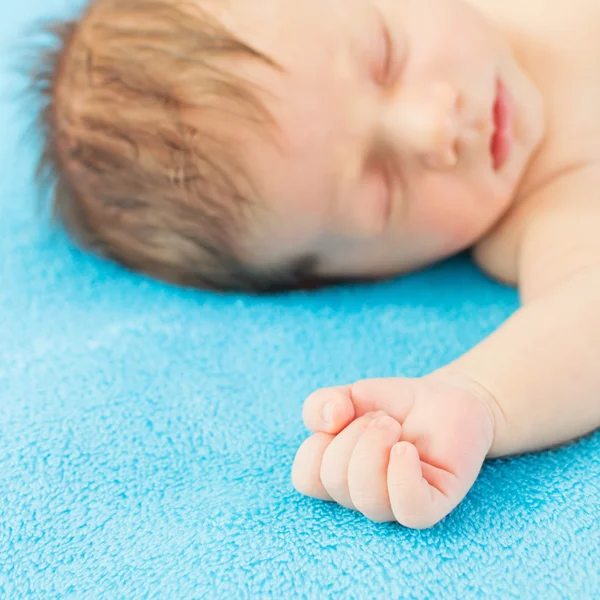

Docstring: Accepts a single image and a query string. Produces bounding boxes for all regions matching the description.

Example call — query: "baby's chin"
[430,190,516,258]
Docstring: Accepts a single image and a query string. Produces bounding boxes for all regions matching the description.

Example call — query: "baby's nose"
[382,81,462,171]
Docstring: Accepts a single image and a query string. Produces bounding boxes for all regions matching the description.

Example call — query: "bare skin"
[205,0,600,527]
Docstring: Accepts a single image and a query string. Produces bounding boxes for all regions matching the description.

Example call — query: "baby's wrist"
[426,367,504,457]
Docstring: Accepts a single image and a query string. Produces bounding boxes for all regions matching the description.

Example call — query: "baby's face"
[221,0,545,279]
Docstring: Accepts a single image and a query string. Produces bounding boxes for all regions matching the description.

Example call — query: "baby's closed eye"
[372,15,407,89]
[360,161,395,228]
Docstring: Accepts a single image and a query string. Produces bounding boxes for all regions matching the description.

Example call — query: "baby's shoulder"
[474,163,600,286]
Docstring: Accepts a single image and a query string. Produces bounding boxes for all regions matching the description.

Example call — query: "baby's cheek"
[331,187,390,241]
[410,177,503,253]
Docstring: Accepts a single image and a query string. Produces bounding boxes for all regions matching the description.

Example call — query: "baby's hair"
[28,0,318,292]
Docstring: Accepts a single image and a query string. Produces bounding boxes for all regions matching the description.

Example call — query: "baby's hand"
[292,375,497,529]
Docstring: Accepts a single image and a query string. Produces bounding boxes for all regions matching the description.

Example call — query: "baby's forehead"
[219,1,374,260]
[221,0,353,66]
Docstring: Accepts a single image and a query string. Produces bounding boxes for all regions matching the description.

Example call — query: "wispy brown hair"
[27,0,318,292]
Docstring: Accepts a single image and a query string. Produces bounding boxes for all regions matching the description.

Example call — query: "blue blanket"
[1,2,598,598]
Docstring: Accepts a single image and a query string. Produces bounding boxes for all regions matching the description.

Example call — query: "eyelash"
[377,24,397,87]
[366,160,394,224]
[379,164,394,221]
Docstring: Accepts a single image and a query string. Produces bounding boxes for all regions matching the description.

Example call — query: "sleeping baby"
[33,0,600,527]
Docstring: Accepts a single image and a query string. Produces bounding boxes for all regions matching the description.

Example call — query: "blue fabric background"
[0,1,598,598]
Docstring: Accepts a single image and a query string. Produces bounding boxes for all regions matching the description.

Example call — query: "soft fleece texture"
[0,2,598,598]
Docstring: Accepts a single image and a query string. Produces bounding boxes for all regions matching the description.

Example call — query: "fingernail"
[394,443,407,457]
[322,401,334,425]
[369,415,397,430]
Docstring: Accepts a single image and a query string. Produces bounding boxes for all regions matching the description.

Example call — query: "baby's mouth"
[490,80,515,171]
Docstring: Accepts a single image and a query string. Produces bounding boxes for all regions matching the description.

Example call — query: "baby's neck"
[467,0,555,29]
[468,0,593,51]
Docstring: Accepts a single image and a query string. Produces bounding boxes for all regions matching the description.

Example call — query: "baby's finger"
[387,442,455,529]
[347,415,402,522]
[292,433,335,501]
[320,412,384,509]
[302,386,356,435]
[349,378,418,423]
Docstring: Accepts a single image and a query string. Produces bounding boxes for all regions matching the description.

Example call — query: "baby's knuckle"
[291,469,313,496]
[299,478,321,497]
[352,492,384,517]
[350,379,376,400]
[394,508,436,530]
[320,469,347,496]
[388,497,433,529]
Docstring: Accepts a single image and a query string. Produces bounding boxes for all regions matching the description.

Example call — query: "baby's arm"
[292,168,600,528]
[449,167,600,457]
